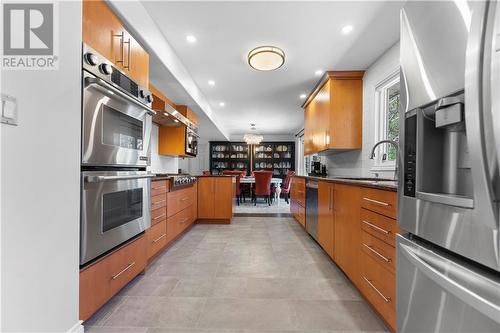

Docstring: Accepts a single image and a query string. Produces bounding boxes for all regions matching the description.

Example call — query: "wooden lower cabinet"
[146,220,167,260]
[360,248,396,331]
[318,181,335,259]
[333,184,361,288]
[197,176,234,222]
[167,186,194,218]
[80,235,146,321]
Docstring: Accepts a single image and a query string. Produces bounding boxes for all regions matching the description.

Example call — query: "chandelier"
[243,133,263,145]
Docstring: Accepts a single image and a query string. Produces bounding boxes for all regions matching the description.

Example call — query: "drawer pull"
[363,243,391,263]
[153,214,166,221]
[111,262,135,280]
[152,233,166,243]
[363,197,391,207]
[181,197,189,202]
[362,276,391,303]
[180,217,189,224]
[362,220,390,235]
[153,199,166,205]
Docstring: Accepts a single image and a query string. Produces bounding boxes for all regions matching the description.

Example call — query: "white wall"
[0,2,81,332]
[324,42,400,178]
[149,124,179,173]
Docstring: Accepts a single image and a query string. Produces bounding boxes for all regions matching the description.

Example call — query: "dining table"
[239,177,283,185]
[239,177,283,205]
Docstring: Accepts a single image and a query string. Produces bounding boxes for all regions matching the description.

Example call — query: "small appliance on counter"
[308,156,327,177]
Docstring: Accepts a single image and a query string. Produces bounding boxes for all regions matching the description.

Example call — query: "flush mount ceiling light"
[247,46,285,71]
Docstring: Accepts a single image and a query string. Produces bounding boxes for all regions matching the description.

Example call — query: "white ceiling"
[143,1,404,139]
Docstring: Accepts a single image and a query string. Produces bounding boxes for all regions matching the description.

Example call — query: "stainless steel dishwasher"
[305,180,318,241]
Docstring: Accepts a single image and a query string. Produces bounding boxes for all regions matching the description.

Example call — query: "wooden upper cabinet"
[82,0,149,87]
[318,181,335,259]
[303,71,364,154]
[177,105,198,125]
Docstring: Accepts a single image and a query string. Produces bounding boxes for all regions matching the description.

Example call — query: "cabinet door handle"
[363,243,391,262]
[152,234,166,243]
[153,214,166,221]
[328,187,332,211]
[113,32,125,65]
[363,197,391,207]
[111,262,135,280]
[362,220,390,235]
[124,38,131,69]
[362,276,391,303]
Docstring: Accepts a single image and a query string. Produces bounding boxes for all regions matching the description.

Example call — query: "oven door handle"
[84,76,156,116]
[85,174,156,183]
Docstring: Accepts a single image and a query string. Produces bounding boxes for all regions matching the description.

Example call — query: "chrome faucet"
[369,140,399,181]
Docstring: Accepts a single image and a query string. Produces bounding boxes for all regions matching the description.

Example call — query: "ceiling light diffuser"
[186,35,197,43]
[248,46,285,71]
[341,25,353,34]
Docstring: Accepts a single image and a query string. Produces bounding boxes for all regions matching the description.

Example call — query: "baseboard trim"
[67,321,84,333]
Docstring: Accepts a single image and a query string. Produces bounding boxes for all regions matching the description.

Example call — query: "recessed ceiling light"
[219,102,225,107]
[315,70,323,76]
[173,119,180,123]
[248,46,285,71]
[208,80,215,86]
[299,94,307,100]
[341,25,353,34]
[186,35,197,43]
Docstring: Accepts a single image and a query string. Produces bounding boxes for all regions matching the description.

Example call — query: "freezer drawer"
[397,234,500,333]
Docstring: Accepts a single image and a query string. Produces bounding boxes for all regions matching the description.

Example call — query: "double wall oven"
[80,44,155,266]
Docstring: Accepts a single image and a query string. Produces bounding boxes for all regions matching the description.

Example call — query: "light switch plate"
[1,93,18,126]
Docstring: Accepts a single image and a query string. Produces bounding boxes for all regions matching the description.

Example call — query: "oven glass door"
[80,171,152,265]
[82,71,152,167]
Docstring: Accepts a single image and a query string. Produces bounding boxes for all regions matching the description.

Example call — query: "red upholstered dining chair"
[222,170,244,205]
[252,171,273,206]
[280,171,296,204]
[202,170,211,175]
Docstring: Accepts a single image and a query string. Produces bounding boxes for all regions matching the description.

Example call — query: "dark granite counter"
[295,175,397,192]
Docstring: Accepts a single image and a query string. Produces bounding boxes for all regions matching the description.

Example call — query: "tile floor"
[84,216,388,333]
[234,198,292,214]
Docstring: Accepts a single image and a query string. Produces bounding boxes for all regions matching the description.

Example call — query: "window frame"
[371,69,400,172]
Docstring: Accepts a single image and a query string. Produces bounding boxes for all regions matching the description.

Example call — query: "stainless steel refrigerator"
[398,1,500,331]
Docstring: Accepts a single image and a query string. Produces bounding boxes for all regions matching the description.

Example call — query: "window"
[372,70,400,171]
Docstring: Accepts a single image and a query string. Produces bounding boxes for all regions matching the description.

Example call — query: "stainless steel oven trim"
[84,76,156,116]
[82,71,152,167]
[80,171,151,265]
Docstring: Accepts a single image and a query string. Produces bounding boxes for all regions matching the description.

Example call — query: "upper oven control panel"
[82,43,152,106]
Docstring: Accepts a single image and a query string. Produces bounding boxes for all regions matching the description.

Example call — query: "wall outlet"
[1,93,18,126]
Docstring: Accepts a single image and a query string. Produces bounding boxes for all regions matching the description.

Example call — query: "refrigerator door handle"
[465,0,498,228]
[399,242,500,324]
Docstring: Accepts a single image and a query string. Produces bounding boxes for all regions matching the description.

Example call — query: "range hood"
[152,102,190,127]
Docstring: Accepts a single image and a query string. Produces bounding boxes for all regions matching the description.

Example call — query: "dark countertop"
[295,175,398,192]
[151,176,172,181]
